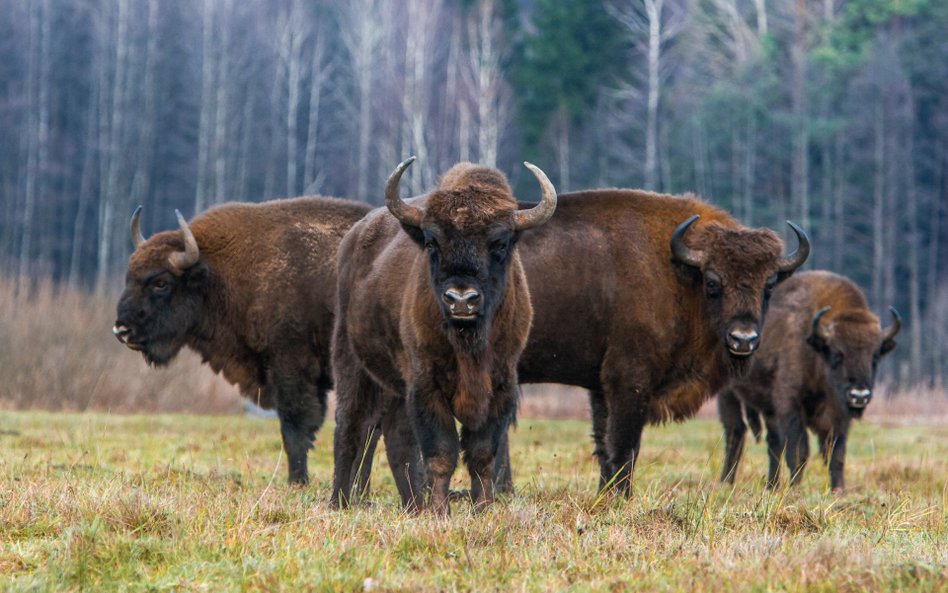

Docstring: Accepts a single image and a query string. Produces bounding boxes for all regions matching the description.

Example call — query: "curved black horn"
[670,215,704,268]
[169,209,200,271]
[777,221,810,273]
[513,162,557,230]
[385,156,423,228]
[130,205,145,248]
[881,306,901,343]
[811,306,831,339]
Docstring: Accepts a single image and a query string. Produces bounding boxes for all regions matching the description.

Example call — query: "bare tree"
[463,0,511,168]
[610,0,684,191]
[342,0,385,202]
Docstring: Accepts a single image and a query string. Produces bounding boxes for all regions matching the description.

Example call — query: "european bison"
[717,270,900,491]
[112,197,371,485]
[509,190,810,493]
[330,157,556,514]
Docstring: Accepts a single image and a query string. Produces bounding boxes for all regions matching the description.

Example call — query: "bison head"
[806,306,900,418]
[112,207,208,366]
[385,157,556,340]
[671,216,809,373]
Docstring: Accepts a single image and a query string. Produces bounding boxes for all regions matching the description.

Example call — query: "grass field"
[1,412,946,592]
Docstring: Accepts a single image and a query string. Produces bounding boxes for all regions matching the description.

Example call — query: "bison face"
[113,209,207,367]
[418,219,518,329]
[807,307,900,418]
[385,157,556,339]
[671,216,810,374]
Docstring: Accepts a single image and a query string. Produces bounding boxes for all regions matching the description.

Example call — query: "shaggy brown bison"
[330,157,556,514]
[508,190,810,494]
[112,197,371,485]
[717,270,900,491]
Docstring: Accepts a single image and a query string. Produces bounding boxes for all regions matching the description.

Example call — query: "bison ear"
[400,223,426,247]
[806,306,831,357]
[879,306,900,356]
[183,260,209,289]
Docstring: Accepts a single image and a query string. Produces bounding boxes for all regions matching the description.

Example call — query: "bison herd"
[113,157,899,514]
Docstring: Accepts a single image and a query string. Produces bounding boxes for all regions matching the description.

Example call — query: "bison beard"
[330,157,556,515]
[113,197,372,486]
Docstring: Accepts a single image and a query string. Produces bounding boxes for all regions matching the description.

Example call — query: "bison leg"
[461,412,512,513]
[409,388,459,517]
[272,380,326,486]
[781,414,809,486]
[604,399,648,497]
[765,423,783,489]
[330,368,383,509]
[381,397,424,513]
[827,431,847,492]
[492,427,514,496]
[589,389,611,491]
[718,389,747,484]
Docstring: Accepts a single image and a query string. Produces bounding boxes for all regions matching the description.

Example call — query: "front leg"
[827,431,847,492]
[589,389,611,491]
[717,387,747,484]
[604,391,648,497]
[462,380,517,512]
[271,373,326,486]
[781,412,809,486]
[408,383,459,516]
[765,419,782,489]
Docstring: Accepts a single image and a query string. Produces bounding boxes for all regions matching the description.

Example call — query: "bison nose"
[442,287,481,317]
[727,328,760,357]
[847,388,872,408]
[112,323,131,344]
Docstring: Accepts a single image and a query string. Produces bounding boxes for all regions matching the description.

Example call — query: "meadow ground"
[0,412,946,592]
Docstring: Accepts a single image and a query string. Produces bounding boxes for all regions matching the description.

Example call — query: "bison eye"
[830,351,843,369]
[490,240,508,259]
[151,278,171,292]
[705,278,722,297]
[764,275,778,298]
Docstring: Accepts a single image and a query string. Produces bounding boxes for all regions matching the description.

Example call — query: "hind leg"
[330,360,384,509]
[381,396,424,512]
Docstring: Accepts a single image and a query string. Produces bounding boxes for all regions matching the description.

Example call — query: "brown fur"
[114,196,372,484]
[512,188,800,492]
[717,271,898,491]
[331,163,537,514]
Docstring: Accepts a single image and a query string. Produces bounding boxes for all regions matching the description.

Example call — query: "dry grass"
[0,413,946,592]
[0,276,240,414]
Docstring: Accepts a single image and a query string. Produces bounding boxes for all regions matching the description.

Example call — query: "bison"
[717,270,900,491]
[112,197,372,485]
[502,190,811,494]
[330,157,557,514]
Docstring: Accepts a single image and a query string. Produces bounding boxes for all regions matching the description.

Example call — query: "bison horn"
[670,215,704,268]
[514,162,558,230]
[385,156,424,228]
[881,306,901,343]
[169,209,200,271]
[811,306,831,340]
[130,205,145,248]
[776,221,810,273]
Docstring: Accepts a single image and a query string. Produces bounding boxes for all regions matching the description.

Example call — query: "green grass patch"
[0,412,946,591]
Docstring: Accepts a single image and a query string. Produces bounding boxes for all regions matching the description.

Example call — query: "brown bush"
[1,274,944,420]
[0,275,240,414]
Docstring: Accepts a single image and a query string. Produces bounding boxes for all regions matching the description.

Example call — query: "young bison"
[717,270,900,491]
[112,197,372,485]
[330,157,556,514]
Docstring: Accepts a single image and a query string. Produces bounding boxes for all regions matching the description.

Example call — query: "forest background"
[0,0,945,399]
